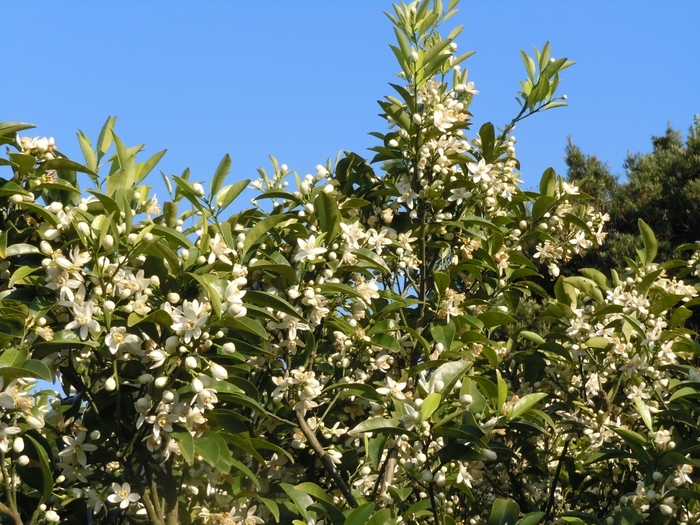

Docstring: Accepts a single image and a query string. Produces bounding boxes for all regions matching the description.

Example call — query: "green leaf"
[5,243,41,256]
[9,266,40,287]
[638,218,657,265]
[315,191,341,240]
[479,122,496,161]
[351,417,401,435]
[506,392,548,421]
[40,157,98,179]
[496,370,508,414]
[633,397,654,432]
[136,149,167,183]
[0,348,29,368]
[421,392,441,421]
[478,311,516,328]
[242,214,292,255]
[344,503,376,525]
[244,290,304,320]
[216,179,249,210]
[76,130,97,173]
[0,121,35,141]
[22,360,53,382]
[194,435,220,468]
[17,435,54,504]
[539,167,557,197]
[151,224,195,249]
[171,431,195,465]
[520,511,545,525]
[96,116,116,161]
[518,331,545,345]
[429,360,470,400]
[127,309,173,329]
[488,498,520,525]
[210,153,231,195]
[281,483,314,521]
[367,509,395,525]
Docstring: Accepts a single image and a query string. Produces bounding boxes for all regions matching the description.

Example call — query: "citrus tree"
[0,1,698,525]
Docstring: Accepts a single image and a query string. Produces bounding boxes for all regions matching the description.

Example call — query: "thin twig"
[544,436,572,520]
[296,411,358,508]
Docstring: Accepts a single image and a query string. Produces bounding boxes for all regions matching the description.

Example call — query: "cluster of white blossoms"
[1,3,698,525]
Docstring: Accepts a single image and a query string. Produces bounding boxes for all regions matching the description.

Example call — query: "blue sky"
[5,1,700,196]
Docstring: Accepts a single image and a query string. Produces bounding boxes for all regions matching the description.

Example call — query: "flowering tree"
[0,1,699,525]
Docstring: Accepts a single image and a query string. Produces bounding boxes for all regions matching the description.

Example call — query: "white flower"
[376,376,407,400]
[107,482,140,509]
[171,299,209,343]
[467,158,493,183]
[294,235,327,262]
[106,327,142,354]
[59,431,98,466]
[448,187,472,205]
[65,301,100,340]
[207,233,234,265]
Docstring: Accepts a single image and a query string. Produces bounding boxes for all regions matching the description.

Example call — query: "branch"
[295,411,358,508]
[544,436,572,521]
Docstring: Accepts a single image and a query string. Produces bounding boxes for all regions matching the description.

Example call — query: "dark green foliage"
[564,115,700,272]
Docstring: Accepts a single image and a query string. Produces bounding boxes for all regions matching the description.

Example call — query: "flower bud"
[222,342,236,355]
[185,356,198,369]
[90,430,101,440]
[40,241,53,255]
[9,194,23,204]
[138,374,154,384]
[26,416,44,429]
[210,363,228,380]
[154,377,168,388]
[17,455,29,466]
[13,437,24,453]
[77,222,90,236]
[191,377,204,393]
[167,292,180,304]
[105,377,117,391]
[483,449,497,461]
[193,182,205,196]
[103,300,116,313]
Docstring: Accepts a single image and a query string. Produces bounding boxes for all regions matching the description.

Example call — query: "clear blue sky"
[5,1,699,195]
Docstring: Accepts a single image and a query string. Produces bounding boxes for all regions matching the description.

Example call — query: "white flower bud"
[40,241,53,255]
[17,455,29,466]
[77,222,90,236]
[154,376,167,388]
[26,416,44,429]
[659,504,673,516]
[181,249,190,261]
[138,374,154,384]
[460,394,473,406]
[412,113,422,125]
[167,292,180,304]
[127,233,137,244]
[103,300,116,313]
[222,342,236,355]
[185,356,198,369]
[13,437,24,453]
[105,377,117,391]
[210,363,228,380]
[433,380,445,393]
[193,182,205,196]
[191,377,204,393]
[45,510,60,523]
[410,50,419,62]
[90,430,101,440]
[483,449,497,461]
[9,194,23,204]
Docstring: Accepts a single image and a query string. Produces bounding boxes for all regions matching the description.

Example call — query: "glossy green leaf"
[488,498,520,525]
[638,218,657,265]
[506,392,548,421]
[344,503,376,525]
[171,431,195,465]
